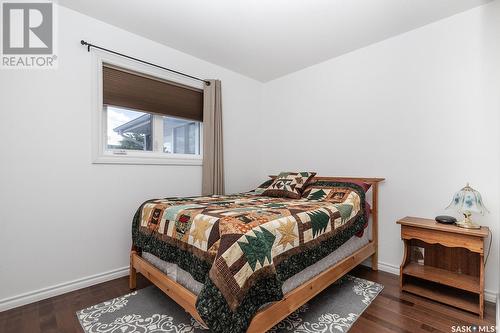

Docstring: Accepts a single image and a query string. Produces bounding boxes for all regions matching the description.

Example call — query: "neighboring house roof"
[113,114,152,135]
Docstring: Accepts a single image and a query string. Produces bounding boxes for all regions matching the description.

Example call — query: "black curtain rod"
[80,40,211,86]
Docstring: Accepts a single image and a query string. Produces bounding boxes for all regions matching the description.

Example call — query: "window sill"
[93,153,203,166]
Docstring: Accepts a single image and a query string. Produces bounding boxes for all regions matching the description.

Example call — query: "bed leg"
[130,249,137,290]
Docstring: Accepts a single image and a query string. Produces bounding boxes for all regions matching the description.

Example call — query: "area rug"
[77,275,383,333]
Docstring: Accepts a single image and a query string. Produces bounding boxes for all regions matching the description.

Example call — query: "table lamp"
[446,183,488,229]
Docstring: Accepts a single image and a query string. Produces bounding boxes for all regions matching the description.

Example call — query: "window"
[104,105,201,156]
[163,117,200,154]
[92,51,204,165]
[107,107,153,151]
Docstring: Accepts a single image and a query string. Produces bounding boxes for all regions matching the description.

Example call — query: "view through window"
[106,106,201,155]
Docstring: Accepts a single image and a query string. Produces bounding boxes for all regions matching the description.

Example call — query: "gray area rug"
[77,275,383,333]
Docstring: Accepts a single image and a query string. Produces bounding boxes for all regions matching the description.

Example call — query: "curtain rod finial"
[81,40,91,52]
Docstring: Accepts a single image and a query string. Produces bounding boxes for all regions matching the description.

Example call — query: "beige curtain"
[202,79,225,196]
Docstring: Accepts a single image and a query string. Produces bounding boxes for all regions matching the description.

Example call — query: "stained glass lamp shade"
[446,183,488,229]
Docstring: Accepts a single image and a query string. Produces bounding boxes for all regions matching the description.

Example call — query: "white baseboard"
[362,261,498,304]
[0,266,129,312]
[1,261,497,313]
[376,261,400,275]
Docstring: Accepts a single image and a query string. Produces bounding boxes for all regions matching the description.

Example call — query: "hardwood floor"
[350,266,496,333]
[0,265,495,333]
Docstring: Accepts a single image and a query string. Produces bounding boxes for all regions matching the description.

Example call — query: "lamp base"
[455,212,481,229]
[455,220,481,229]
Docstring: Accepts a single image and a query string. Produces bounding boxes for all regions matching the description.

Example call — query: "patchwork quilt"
[132,182,367,333]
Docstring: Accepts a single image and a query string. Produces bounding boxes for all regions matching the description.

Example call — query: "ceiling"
[59,0,492,82]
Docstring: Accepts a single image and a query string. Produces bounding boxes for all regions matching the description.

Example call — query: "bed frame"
[129,176,384,332]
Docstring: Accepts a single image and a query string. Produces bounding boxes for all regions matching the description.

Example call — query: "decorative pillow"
[252,179,274,194]
[262,172,316,199]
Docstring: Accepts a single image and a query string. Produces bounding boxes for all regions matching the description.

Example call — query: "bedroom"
[0,0,499,332]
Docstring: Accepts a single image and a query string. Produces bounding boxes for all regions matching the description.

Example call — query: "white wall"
[488,1,500,323]
[261,2,500,297]
[0,5,263,308]
[481,0,500,317]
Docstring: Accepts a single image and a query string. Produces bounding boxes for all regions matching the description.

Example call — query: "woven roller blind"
[103,66,203,122]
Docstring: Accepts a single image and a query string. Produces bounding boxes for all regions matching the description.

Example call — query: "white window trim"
[91,49,204,166]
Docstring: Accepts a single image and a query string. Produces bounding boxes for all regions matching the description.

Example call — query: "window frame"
[91,49,204,166]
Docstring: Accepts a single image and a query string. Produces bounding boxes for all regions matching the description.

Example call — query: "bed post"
[371,182,379,271]
[130,246,137,290]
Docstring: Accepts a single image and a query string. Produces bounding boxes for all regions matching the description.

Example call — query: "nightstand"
[397,216,489,318]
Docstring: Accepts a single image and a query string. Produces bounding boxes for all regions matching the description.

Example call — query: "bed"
[129,176,384,333]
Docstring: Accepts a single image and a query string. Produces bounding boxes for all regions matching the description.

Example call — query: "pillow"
[338,179,371,193]
[303,187,334,201]
[252,179,274,194]
[302,182,371,237]
[262,171,316,199]
[302,180,370,202]
[303,186,353,202]
[306,179,371,194]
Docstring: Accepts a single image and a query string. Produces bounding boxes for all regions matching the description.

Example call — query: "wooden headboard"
[269,175,385,270]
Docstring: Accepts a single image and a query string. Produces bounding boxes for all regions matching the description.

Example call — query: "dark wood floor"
[0,266,495,333]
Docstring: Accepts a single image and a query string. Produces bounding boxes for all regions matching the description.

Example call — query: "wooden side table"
[397,216,489,318]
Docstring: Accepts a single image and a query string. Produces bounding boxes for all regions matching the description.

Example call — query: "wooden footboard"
[129,176,383,332]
